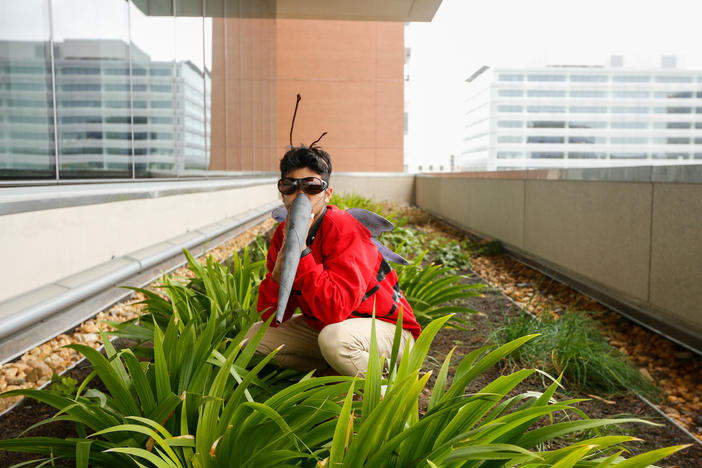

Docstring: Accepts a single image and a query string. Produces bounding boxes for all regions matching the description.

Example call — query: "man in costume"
[252,144,421,376]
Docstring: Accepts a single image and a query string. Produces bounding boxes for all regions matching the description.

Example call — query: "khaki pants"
[246,316,415,377]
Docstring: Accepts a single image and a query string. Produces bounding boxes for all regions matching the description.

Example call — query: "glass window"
[568,121,608,129]
[570,90,608,98]
[654,107,693,114]
[528,120,565,128]
[664,137,691,144]
[0,0,55,179]
[611,106,649,114]
[611,121,648,129]
[527,136,564,144]
[527,74,566,82]
[62,83,101,92]
[104,83,129,92]
[497,105,523,112]
[654,91,693,98]
[497,135,522,143]
[612,90,649,98]
[530,151,564,158]
[653,121,691,129]
[498,73,524,81]
[568,136,607,144]
[52,0,131,178]
[527,105,565,113]
[175,1,207,174]
[61,116,103,124]
[569,105,608,113]
[60,65,100,75]
[652,152,688,159]
[131,0,177,177]
[694,153,702,159]
[611,136,648,144]
[496,151,522,158]
[151,84,172,93]
[527,89,566,97]
[570,75,608,82]
[654,75,693,83]
[612,75,651,83]
[697,122,702,129]
[611,152,648,159]
[695,138,702,145]
[497,120,523,128]
[498,89,524,97]
[568,152,605,159]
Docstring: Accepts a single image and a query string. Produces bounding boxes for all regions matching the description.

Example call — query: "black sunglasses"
[277,177,328,195]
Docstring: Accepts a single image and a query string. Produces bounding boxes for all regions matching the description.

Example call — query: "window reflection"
[0,0,276,182]
[130,0,175,177]
[0,0,55,179]
[52,0,131,178]
[175,0,208,174]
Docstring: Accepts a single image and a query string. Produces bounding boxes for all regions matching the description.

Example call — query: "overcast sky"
[405,0,702,170]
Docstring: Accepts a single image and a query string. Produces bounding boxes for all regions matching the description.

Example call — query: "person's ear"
[324,186,333,204]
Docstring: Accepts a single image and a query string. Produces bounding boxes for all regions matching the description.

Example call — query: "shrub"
[329,192,385,215]
[380,225,426,260]
[111,248,263,346]
[490,310,661,400]
[426,235,472,270]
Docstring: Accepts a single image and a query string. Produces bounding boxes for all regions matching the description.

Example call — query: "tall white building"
[462,61,702,171]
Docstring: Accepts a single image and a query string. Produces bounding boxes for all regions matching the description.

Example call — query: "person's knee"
[318,322,368,376]
[317,323,344,359]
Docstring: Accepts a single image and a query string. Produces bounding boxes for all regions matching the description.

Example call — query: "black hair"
[280,145,332,182]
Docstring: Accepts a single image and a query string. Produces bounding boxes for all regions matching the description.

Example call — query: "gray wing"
[272,205,287,223]
[371,238,409,265]
[347,208,394,236]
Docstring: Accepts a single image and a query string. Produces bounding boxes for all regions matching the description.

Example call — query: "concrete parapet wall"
[416,170,702,349]
[0,180,279,303]
[332,173,415,203]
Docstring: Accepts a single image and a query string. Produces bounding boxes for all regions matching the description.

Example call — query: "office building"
[462,62,702,171]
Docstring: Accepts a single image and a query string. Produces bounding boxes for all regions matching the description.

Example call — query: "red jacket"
[257,205,421,339]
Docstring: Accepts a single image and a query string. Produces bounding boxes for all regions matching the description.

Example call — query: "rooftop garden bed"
[0,194,699,466]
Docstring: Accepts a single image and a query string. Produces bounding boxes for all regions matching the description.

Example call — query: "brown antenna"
[289,94,301,146]
[309,132,328,148]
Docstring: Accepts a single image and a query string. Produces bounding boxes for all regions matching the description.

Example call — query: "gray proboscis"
[276,194,312,323]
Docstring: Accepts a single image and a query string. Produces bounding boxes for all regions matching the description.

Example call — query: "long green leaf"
[328,379,356,466]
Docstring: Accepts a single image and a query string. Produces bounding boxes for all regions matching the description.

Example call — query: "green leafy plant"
[247,233,270,263]
[317,316,683,467]
[395,253,482,329]
[427,235,472,270]
[1,316,684,467]
[329,192,385,215]
[49,372,78,398]
[111,247,263,346]
[0,312,281,467]
[490,310,661,399]
[380,225,426,260]
[468,238,504,257]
